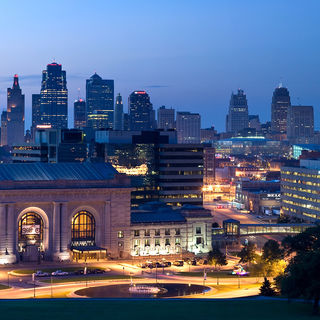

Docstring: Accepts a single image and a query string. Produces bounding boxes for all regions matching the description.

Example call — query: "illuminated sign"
[22,225,40,235]
[36,125,52,129]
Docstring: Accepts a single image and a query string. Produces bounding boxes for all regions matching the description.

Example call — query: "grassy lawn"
[12,266,105,275]
[0,285,10,290]
[0,300,316,320]
[176,271,255,278]
[41,275,138,284]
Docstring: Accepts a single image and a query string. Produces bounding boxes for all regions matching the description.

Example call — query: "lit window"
[118,231,124,238]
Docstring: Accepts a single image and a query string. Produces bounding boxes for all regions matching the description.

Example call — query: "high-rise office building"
[271,85,291,134]
[157,106,175,130]
[0,111,8,146]
[86,73,114,129]
[176,112,201,144]
[38,62,68,129]
[226,89,249,134]
[32,94,41,131]
[287,105,314,144]
[5,75,25,146]
[114,93,124,130]
[74,99,86,129]
[129,91,154,131]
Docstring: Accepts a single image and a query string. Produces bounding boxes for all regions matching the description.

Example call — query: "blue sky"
[0,0,319,131]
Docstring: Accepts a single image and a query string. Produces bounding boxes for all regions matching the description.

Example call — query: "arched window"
[71,210,95,244]
[18,212,43,245]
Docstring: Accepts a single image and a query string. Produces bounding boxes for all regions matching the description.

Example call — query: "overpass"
[212,219,314,238]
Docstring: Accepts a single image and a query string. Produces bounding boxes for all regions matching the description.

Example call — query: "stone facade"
[0,163,132,264]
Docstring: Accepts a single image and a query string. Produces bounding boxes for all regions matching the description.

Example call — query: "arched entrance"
[18,212,44,262]
[71,210,105,261]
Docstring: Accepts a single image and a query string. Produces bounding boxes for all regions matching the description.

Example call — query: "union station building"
[0,163,132,263]
[0,162,213,264]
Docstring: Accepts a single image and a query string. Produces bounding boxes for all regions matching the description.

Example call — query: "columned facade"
[0,188,132,264]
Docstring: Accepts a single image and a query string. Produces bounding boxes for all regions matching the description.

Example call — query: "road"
[0,260,262,299]
[205,203,285,249]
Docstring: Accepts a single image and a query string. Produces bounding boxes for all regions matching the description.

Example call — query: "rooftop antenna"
[77,88,81,100]
[278,76,283,88]
[297,97,301,106]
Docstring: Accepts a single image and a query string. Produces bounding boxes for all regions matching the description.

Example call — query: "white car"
[35,270,49,277]
[51,270,68,276]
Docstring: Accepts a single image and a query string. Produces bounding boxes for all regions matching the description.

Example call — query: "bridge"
[212,219,314,238]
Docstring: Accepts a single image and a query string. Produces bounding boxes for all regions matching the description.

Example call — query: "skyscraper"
[226,89,249,134]
[129,91,154,131]
[157,106,175,130]
[32,94,41,131]
[271,85,291,134]
[176,112,201,144]
[74,99,86,129]
[0,111,8,147]
[5,74,25,145]
[114,93,124,130]
[39,62,68,129]
[86,73,114,129]
[287,105,314,144]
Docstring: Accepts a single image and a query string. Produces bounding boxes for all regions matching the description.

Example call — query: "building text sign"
[22,225,40,235]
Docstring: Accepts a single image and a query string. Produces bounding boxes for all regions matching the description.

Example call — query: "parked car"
[51,270,68,276]
[89,268,105,274]
[35,270,49,277]
[173,260,184,267]
[74,270,84,275]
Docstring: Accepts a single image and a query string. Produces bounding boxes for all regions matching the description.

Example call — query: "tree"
[279,226,320,315]
[239,241,257,265]
[262,240,284,263]
[212,222,220,228]
[282,225,320,256]
[207,247,227,268]
[259,277,276,296]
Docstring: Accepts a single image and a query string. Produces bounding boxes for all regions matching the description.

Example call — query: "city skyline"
[0,0,319,131]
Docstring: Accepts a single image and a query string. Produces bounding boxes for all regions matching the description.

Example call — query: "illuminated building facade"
[114,93,124,130]
[5,75,25,146]
[235,180,280,214]
[86,73,114,129]
[226,89,249,134]
[158,144,203,206]
[31,94,41,135]
[271,85,291,135]
[130,203,212,257]
[281,159,320,222]
[95,130,203,207]
[0,162,132,264]
[38,62,68,129]
[74,99,86,129]
[176,112,201,144]
[12,129,87,163]
[129,91,154,131]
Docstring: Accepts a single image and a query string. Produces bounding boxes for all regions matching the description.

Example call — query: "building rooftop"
[0,162,130,190]
[0,162,118,181]
[131,211,186,224]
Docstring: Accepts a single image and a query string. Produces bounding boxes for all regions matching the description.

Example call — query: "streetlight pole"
[238,274,240,289]
[155,264,158,284]
[50,275,53,298]
[32,273,36,298]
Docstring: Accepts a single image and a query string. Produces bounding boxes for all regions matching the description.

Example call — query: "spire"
[13,74,20,89]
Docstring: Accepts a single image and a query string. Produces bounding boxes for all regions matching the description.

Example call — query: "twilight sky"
[0,0,319,131]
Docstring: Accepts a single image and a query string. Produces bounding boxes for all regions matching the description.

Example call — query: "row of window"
[133,228,181,237]
[134,238,181,247]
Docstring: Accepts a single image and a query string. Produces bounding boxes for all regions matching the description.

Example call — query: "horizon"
[0,0,319,131]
